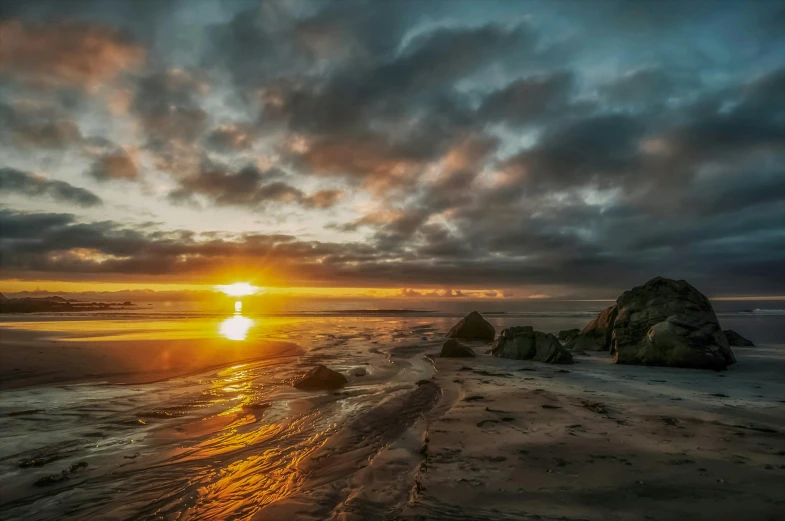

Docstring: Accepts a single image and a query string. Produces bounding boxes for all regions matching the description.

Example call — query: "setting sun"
[214,282,259,297]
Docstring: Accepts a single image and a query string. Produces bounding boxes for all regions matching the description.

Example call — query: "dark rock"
[69,461,88,473]
[557,329,581,343]
[351,367,368,376]
[491,326,573,364]
[568,277,735,370]
[293,365,347,391]
[581,400,608,414]
[446,311,495,341]
[723,329,755,347]
[34,472,68,487]
[242,402,271,412]
[440,339,476,358]
[566,305,618,351]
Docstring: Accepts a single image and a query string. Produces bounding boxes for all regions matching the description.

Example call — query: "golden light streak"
[214,282,258,297]
[219,315,253,341]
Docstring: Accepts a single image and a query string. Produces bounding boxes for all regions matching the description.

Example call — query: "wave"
[716,308,785,316]
[748,309,785,315]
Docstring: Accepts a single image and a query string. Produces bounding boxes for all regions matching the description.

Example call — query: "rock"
[351,367,368,376]
[293,365,347,390]
[557,329,580,343]
[440,339,476,358]
[566,305,618,351]
[491,326,573,364]
[723,329,755,347]
[242,402,271,412]
[570,277,735,370]
[446,311,495,341]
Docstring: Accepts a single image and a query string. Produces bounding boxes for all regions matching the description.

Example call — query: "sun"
[215,282,259,297]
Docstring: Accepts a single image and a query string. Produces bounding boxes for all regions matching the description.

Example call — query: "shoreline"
[0,328,300,391]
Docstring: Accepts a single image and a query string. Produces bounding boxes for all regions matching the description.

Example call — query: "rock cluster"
[567,277,735,370]
[446,311,495,341]
[491,326,573,364]
[293,365,347,390]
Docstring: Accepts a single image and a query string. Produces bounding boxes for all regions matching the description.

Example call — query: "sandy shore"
[1,317,784,520]
[394,346,785,521]
[0,328,299,390]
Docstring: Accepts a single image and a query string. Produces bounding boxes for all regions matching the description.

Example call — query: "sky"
[1,0,784,300]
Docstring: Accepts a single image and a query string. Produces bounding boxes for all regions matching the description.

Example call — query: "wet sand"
[1,316,784,520]
[0,328,299,390]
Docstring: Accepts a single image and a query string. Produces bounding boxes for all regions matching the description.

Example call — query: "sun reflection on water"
[220,315,254,341]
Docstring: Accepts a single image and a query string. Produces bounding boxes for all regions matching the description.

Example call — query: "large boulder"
[446,311,495,341]
[491,326,573,364]
[440,339,476,358]
[570,277,735,370]
[723,329,755,347]
[293,365,347,390]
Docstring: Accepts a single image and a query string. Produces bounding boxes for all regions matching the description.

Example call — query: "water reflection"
[220,314,253,340]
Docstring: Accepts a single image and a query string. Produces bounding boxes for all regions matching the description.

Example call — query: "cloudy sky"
[1,0,784,299]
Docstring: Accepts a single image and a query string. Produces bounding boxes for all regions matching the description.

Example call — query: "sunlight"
[215,282,258,297]
[234,300,242,312]
[219,315,253,341]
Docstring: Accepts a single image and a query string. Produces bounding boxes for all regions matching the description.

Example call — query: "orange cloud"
[0,20,145,89]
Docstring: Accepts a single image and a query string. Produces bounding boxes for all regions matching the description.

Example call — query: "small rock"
[34,472,68,487]
[723,329,755,347]
[293,365,348,391]
[69,461,88,473]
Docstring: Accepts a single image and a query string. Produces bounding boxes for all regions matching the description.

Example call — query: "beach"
[1,308,784,520]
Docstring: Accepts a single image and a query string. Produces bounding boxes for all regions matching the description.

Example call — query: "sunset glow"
[215,283,258,297]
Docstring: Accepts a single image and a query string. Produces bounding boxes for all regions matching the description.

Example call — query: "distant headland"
[0,293,134,313]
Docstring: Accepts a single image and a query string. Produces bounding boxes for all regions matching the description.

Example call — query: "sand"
[1,318,784,520]
[396,347,785,521]
[246,346,785,521]
[0,328,299,390]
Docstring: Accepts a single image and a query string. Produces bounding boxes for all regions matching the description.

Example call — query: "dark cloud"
[599,67,677,105]
[0,102,83,149]
[2,199,784,296]
[501,114,645,192]
[205,124,256,152]
[478,71,579,124]
[0,167,102,206]
[268,20,547,190]
[169,163,343,209]
[132,69,208,144]
[128,69,209,176]
[87,145,139,182]
[0,19,144,88]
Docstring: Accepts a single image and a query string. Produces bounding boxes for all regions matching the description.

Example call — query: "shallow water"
[0,304,783,520]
